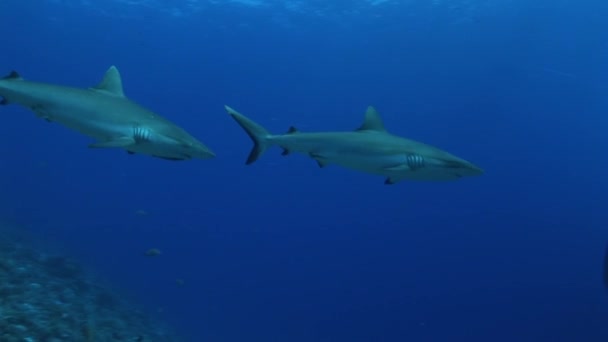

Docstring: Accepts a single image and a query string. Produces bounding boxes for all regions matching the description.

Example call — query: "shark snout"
[186,141,216,159]
[198,149,216,159]
[462,164,484,177]
[430,157,483,178]
[451,160,484,178]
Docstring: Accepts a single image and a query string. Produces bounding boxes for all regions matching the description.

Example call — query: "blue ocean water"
[0,0,607,341]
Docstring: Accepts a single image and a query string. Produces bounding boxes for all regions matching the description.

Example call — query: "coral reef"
[0,222,180,341]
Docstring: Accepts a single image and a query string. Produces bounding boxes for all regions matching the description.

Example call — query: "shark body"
[225,105,483,184]
[0,66,214,160]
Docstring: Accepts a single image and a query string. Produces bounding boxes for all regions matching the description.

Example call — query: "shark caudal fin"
[225,105,273,164]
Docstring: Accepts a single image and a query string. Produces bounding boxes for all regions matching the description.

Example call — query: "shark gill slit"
[133,126,151,143]
[406,154,425,170]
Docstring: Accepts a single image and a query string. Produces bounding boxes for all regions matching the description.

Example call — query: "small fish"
[134,209,148,216]
[144,248,162,257]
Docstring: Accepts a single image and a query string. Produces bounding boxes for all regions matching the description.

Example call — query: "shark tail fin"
[225,105,272,165]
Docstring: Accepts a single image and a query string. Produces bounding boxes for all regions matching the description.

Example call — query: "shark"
[225,105,483,184]
[0,66,215,160]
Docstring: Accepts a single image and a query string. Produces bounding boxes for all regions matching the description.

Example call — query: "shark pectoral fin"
[309,153,329,168]
[281,148,291,156]
[0,98,8,105]
[89,137,136,149]
[315,160,329,168]
[384,164,410,184]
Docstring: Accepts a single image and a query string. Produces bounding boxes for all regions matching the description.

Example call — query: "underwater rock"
[42,256,83,278]
[95,291,118,310]
[0,222,182,341]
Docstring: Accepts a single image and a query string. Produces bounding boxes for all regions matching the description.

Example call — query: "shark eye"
[406,154,425,170]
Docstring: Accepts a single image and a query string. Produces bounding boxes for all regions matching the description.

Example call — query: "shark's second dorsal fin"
[356,106,386,132]
[2,71,22,80]
[92,66,125,97]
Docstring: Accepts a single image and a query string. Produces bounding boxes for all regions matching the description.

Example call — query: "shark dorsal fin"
[356,106,386,132]
[286,126,299,134]
[92,66,125,97]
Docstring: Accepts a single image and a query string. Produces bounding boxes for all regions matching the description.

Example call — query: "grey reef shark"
[225,105,483,185]
[0,66,214,160]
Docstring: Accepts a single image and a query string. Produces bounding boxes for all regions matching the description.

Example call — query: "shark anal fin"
[127,151,135,155]
[89,137,136,149]
[281,148,290,156]
[2,71,21,80]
